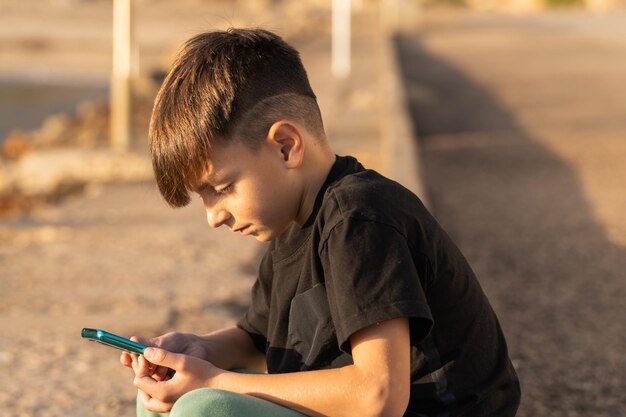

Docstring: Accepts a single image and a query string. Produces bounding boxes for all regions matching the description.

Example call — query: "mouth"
[233,225,252,236]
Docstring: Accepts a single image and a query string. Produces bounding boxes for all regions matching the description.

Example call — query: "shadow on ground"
[395,35,626,417]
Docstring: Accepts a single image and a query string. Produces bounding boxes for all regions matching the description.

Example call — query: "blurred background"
[1,0,625,416]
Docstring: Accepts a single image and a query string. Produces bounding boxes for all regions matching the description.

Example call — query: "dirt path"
[0,182,264,416]
[0,2,390,416]
[397,10,626,416]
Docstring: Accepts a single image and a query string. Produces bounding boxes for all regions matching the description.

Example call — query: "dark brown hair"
[149,28,325,207]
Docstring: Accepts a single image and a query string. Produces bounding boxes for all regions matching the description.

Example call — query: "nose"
[206,205,231,228]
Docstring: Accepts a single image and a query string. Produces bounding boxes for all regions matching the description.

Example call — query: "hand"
[120,332,208,381]
[133,347,223,413]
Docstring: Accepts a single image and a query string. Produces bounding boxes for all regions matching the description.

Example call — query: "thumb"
[143,347,183,370]
[133,335,160,347]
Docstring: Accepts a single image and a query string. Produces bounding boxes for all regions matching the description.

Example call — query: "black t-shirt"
[238,156,521,417]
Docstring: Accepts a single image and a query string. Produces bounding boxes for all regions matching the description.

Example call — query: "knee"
[170,389,240,417]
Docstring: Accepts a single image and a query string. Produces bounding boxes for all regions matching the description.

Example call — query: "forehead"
[188,140,254,189]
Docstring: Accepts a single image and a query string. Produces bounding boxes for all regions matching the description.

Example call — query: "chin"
[254,229,283,242]
[253,223,291,242]
[254,233,274,242]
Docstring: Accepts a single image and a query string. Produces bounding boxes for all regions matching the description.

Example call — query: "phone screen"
[81,328,148,355]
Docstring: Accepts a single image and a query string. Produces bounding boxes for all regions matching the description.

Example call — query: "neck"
[294,148,336,226]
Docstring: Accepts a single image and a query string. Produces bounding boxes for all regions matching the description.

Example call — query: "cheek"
[232,187,273,220]
[236,173,299,225]
[247,187,293,224]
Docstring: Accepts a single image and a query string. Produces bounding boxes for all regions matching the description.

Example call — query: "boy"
[121,28,521,417]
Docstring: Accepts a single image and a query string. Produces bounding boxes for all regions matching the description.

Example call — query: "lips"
[234,225,252,236]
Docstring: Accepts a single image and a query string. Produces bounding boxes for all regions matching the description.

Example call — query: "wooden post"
[110,0,133,151]
[382,0,401,32]
[585,0,620,12]
[332,0,351,79]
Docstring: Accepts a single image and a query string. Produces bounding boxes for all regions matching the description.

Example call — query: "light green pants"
[136,371,307,417]
[136,388,307,417]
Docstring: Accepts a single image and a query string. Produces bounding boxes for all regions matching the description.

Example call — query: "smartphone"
[81,328,148,355]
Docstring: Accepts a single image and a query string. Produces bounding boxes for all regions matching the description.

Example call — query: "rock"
[33,113,78,147]
[74,102,109,146]
[0,159,15,197]
[1,129,34,160]
[14,148,153,196]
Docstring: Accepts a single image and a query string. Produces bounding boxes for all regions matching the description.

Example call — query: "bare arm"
[134,318,411,417]
[199,326,266,372]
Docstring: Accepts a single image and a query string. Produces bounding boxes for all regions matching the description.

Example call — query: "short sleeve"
[321,218,434,353]
[237,250,272,354]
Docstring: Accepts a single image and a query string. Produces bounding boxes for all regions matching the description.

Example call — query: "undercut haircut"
[149,28,325,207]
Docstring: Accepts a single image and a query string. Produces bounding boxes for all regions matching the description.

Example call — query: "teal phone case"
[81,328,147,355]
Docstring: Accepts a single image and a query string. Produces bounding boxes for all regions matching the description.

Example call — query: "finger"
[138,389,152,405]
[134,372,161,398]
[131,354,142,375]
[153,365,170,381]
[137,355,157,378]
[143,348,185,371]
[133,358,178,401]
[133,354,158,378]
[147,364,168,381]
[138,389,173,414]
[130,335,149,345]
[120,351,132,368]
[144,397,173,413]
[140,355,156,372]
[131,335,159,347]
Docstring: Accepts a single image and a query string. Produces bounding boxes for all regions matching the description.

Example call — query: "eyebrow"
[190,180,209,194]
[190,171,222,194]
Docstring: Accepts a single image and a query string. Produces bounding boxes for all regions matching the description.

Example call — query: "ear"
[267,121,304,169]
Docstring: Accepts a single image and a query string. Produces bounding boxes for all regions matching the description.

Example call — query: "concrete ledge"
[379,33,429,208]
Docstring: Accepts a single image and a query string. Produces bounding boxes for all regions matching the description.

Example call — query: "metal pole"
[332,0,351,79]
[110,0,133,151]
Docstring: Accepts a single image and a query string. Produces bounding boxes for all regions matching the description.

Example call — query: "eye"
[214,184,233,196]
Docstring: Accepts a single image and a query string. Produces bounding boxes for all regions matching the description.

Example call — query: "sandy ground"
[397,10,626,417]
[0,1,391,416]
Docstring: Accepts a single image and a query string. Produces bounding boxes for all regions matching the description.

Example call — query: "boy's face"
[189,138,303,242]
